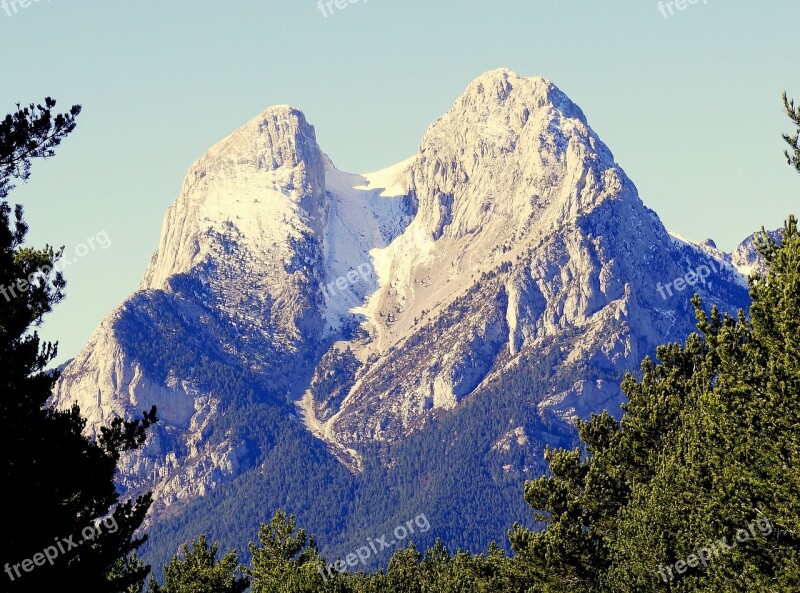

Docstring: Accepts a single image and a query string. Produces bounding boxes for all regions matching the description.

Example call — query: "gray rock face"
[53,106,329,510]
[730,229,782,278]
[53,69,751,518]
[306,70,749,449]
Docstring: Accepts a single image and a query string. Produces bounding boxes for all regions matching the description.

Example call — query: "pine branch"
[782,92,800,173]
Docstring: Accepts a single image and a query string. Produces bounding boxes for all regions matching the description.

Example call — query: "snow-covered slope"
[320,157,415,334]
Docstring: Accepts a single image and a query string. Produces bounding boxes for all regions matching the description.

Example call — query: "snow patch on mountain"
[320,158,414,334]
[668,231,750,288]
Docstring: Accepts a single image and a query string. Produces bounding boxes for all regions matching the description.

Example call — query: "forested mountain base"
[145,95,800,592]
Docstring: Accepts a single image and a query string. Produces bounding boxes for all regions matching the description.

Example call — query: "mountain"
[52,69,752,567]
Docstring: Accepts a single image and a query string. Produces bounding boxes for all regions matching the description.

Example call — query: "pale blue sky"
[1,1,798,363]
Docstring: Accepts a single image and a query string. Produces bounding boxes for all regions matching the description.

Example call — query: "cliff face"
[53,106,330,510]
[303,69,748,450]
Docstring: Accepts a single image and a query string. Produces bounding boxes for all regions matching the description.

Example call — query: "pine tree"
[783,92,800,173]
[246,510,327,593]
[0,99,158,592]
[148,536,247,593]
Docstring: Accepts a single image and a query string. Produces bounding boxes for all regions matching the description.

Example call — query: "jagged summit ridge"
[141,104,326,292]
[408,68,621,244]
[446,68,588,133]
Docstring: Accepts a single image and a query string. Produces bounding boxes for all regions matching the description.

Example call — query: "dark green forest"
[2,94,800,592]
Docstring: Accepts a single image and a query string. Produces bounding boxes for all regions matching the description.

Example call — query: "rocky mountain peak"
[407,69,618,245]
[141,105,325,292]
[454,68,586,126]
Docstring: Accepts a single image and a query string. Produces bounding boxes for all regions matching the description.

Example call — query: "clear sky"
[1,0,798,364]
